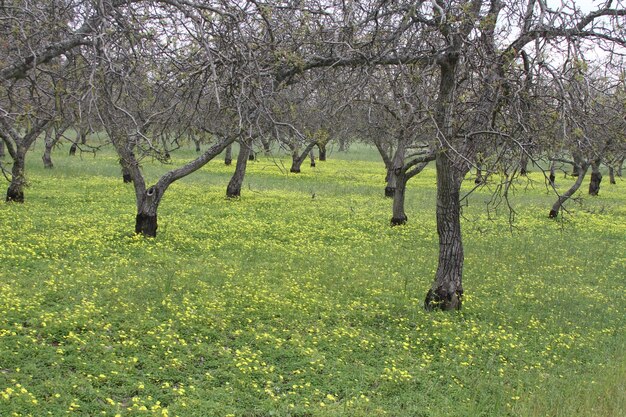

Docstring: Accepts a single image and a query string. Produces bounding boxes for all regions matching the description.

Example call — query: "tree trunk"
[385,168,396,197]
[588,159,602,196]
[390,169,408,226]
[69,142,77,156]
[318,143,327,161]
[425,153,464,311]
[571,163,580,177]
[474,166,484,184]
[290,141,317,173]
[520,152,529,176]
[549,163,589,218]
[226,139,251,198]
[122,165,132,183]
[224,144,232,165]
[309,150,316,167]
[338,138,347,152]
[42,129,54,169]
[260,137,272,154]
[609,166,616,184]
[79,128,88,145]
[0,141,5,158]
[549,160,556,187]
[6,151,26,203]
[425,50,464,312]
[617,157,624,177]
[135,186,162,237]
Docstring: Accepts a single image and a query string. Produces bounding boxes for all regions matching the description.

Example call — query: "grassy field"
[0,142,625,417]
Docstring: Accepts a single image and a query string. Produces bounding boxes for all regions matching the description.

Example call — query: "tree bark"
[390,169,408,226]
[290,141,317,173]
[609,166,616,184]
[42,129,54,169]
[425,152,464,311]
[0,141,5,158]
[385,168,396,197]
[135,186,161,237]
[309,149,316,167]
[6,151,26,203]
[224,144,232,165]
[226,139,251,198]
[549,163,589,218]
[617,157,624,177]
[549,159,556,186]
[425,50,464,312]
[588,159,602,196]
[520,152,529,176]
[69,142,77,156]
[318,143,327,161]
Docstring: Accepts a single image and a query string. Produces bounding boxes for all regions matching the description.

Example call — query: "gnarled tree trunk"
[135,186,162,237]
[385,168,396,197]
[588,159,602,196]
[6,150,26,203]
[226,139,251,198]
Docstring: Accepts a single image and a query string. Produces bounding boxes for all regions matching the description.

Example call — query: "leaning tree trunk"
[318,143,327,161]
[390,169,408,226]
[309,150,316,167]
[122,164,132,183]
[425,153,464,311]
[588,159,602,196]
[224,144,232,165]
[6,151,26,203]
[290,141,317,173]
[226,140,251,198]
[42,129,54,169]
[549,163,589,218]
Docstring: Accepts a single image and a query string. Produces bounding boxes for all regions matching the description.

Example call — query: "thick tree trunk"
[570,163,580,177]
[549,160,556,186]
[390,170,408,226]
[42,129,54,169]
[135,186,161,237]
[609,166,616,184]
[425,50,464,312]
[6,152,26,203]
[425,153,464,311]
[309,150,316,167]
[226,140,251,198]
[588,159,602,196]
[318,143,327,161]
[224,144,232,165]
[549,163,589,218]
[69,142,77,156]
[122,165,132,183]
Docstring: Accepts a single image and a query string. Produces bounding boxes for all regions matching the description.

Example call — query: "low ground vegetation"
[0,145,624,416]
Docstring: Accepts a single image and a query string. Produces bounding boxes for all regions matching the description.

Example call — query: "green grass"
[0,143,624,416]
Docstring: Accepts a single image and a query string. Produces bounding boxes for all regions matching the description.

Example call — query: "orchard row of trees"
[1,0,625,310]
